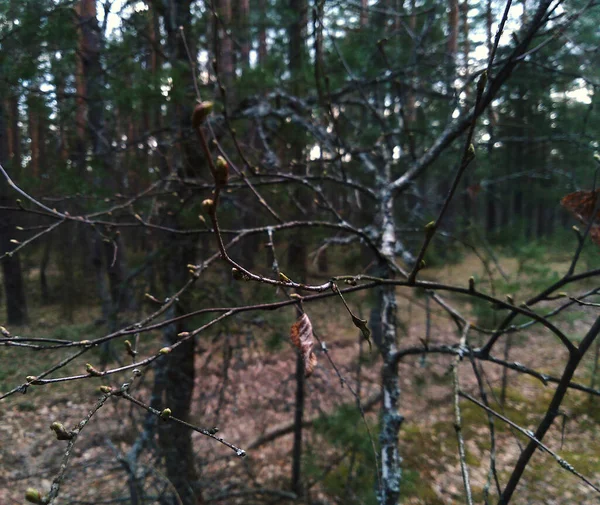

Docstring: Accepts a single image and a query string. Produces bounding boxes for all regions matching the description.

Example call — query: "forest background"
[1,0,600,504]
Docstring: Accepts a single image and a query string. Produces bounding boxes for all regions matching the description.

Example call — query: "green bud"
[160,408,172,420]
[50,422,74,440]
[86,363,102,377]
[215,156,229,186]
[25,488,43,504]
[124,340,135,357]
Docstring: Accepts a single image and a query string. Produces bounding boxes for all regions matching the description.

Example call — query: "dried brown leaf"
[290,313,318,377]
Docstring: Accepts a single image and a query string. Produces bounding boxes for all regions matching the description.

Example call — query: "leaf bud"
[279,272,292,283]
[99,385,113,394]
[124,340,136,357]
[25,488,43,504]
[144,293,161,304]
[215,156,229,186]
[50,421,74,440]
[86,363,102,376]
[468,276,475,292]
[26,376,43,385]
[191,101,214,127]
[202,199,215,214]
[159,347,172,355]
[208,426,219,435]
[232,267,244,280]
[160,408,172,420]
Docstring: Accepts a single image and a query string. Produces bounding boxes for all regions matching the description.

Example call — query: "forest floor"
[1,249,600,505]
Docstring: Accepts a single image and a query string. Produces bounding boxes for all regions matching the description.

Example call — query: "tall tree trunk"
[4,95,21,169]
[258,0,267,65]
[77,0,132,331]
[446,0,459,93]
[0,101,28,326]
[239,0,250,69]
[216,0,234,103]
[156,2,202,503]
[360,0,368,26]
[40,234,52,305]
[461,0,470,100]
[158,231,200,505]
[28,93,40,178]
[287,0,309,496]
[376,187,403,505]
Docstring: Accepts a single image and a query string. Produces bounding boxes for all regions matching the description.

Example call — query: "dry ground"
[1,251,600,504]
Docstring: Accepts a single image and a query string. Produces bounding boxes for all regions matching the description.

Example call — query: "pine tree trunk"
[158,230,200,505]
[155,2,202,503]
[40,234,52,305]
[0,102,28,326]
[258,0,267,65]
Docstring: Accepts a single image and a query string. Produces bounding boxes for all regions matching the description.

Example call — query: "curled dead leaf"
[561,189,600,246]
[290,313,318,377]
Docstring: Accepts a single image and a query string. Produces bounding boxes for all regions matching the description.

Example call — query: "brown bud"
[192,101,214,127]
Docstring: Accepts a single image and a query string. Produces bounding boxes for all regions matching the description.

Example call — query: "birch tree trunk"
[376,172,403,505]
